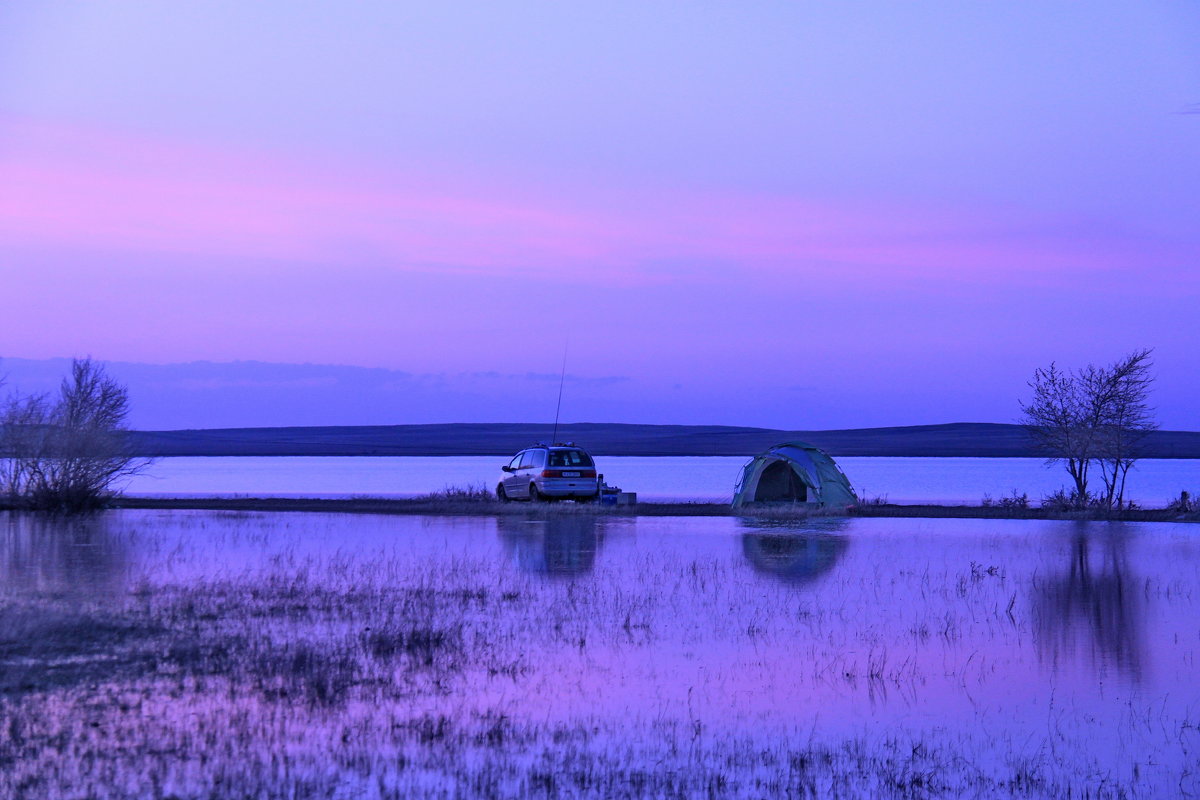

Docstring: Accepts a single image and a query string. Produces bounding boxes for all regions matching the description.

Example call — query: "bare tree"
[1021,350,1156,510]
[1020,362,1095,505]
[1094,350,1156,509]
[1,358,142,511]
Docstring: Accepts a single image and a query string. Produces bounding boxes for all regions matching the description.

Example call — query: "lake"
[2,509,1199,797]
[123,455,1200,505]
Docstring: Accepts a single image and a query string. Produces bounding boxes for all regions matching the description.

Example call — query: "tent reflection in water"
[732,442,857,509]
[742,531,848,585]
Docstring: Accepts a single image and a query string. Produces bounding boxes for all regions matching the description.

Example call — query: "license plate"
[562,471,580,478]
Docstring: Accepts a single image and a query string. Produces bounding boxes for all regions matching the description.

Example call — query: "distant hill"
[124,422,1200,458]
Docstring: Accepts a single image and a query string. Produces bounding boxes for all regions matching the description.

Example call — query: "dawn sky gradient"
[1,2,1198,430]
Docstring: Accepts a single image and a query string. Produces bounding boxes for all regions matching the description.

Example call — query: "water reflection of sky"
[3,510,1197,788]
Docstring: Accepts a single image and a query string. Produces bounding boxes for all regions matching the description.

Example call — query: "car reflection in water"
[497,515,605,577]
[738,518,849,586]
[1033,522,1145,683]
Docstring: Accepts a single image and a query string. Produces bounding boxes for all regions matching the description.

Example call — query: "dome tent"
[732,442,856,509]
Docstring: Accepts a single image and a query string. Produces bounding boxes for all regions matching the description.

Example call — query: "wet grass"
[108,494,1200,522]
[112,494,736,518]
[1,511,1197,797]
[410,483,498,504]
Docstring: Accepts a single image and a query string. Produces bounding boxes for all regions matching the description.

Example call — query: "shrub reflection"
[0,512,129,597]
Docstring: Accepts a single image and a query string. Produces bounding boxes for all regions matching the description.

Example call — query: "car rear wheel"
[528,484,542,502]
[497,484,510,502]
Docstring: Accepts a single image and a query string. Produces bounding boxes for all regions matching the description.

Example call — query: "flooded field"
[2,510,1199,798]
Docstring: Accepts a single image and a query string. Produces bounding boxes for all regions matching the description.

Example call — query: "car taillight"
[541,470,560,478]
[581,470,596,478]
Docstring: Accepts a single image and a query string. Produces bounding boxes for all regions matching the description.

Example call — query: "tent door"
[754,460,808,502]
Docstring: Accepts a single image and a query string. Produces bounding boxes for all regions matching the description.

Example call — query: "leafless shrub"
[1,358,144,512]
[1167,491,1199,514]
[854,490,888,506]
[1039,488,1109,513]
[983,490,1029,511]
[412,484,496,503]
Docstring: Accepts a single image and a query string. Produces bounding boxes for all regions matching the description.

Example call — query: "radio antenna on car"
[552,338,568,444]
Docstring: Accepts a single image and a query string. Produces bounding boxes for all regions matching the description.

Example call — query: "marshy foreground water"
[1,510,1198,798]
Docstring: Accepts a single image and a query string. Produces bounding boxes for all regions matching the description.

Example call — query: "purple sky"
[1,3,1198,430]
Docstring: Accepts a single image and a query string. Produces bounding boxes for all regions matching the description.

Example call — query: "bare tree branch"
[1020,350,1156,511]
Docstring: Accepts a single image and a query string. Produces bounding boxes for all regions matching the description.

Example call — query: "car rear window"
[548,450,593,467]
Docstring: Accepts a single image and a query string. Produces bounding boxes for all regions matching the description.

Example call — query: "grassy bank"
[107,495,734,517]
[95,495,1200,523]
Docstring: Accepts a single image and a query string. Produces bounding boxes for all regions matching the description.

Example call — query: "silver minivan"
[497,444,599,502]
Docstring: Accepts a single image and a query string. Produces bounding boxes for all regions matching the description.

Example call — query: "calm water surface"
[125,455,1200,504]
[2,510,1199,796]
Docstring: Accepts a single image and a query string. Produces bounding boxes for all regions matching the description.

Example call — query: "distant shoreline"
[124,421,1200,459]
